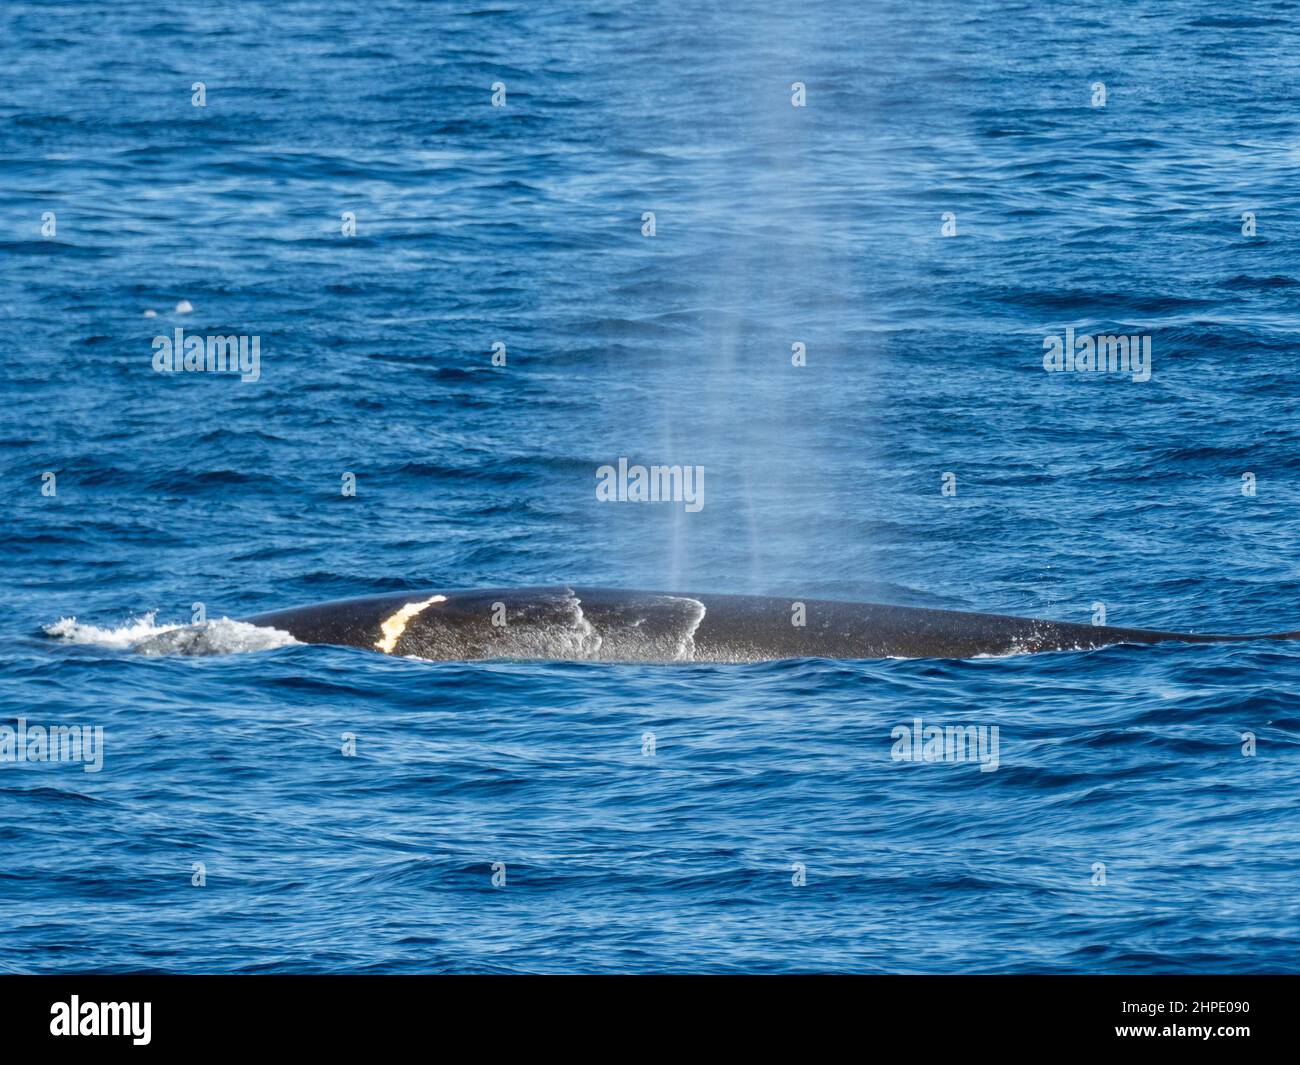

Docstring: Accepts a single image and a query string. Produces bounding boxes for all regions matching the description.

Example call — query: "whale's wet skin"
[239,587,1300,662]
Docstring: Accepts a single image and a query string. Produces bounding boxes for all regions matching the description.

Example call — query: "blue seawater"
[3,0,1299,973]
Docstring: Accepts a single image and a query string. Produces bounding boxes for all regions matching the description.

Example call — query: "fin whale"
[243,586,1300,662]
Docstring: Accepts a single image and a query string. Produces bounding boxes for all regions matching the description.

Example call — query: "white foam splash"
[44,614,298,656]
[586,594,706,662]
[133,619,299,656]
[678,597,706,660]
[44,612,180,650]
[565,592,603,657]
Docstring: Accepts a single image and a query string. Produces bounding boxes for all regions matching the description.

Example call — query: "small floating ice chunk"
[143,309,157,318]
[174,299,193,314]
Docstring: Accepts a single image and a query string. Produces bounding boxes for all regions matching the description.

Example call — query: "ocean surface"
[3,0,1300,973]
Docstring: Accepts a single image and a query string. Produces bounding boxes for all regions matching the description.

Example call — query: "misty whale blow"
[242,587,1300,662]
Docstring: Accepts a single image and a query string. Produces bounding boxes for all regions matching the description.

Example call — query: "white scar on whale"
[374,596,446,653]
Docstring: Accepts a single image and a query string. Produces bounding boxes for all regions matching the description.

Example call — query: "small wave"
[43,614,298,656]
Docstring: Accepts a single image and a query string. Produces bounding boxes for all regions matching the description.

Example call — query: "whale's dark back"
[243,586,1299,662]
